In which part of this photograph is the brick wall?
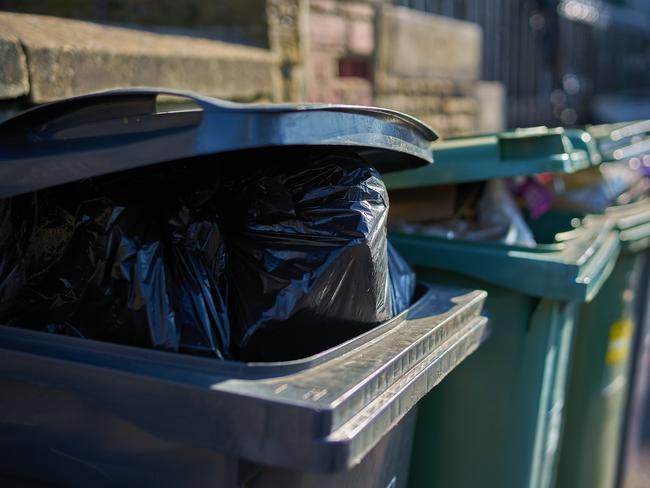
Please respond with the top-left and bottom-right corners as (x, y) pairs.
(304, 2), (486, 136)
(0, 1), (500, 135)
(305, 0), (375, 105)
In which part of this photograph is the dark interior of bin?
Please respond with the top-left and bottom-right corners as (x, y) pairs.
(0, 145), (422, 363)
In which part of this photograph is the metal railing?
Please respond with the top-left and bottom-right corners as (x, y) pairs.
(394, 0), (650, 127)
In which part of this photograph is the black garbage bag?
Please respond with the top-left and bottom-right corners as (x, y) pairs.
(387, 239), (416, 316)
(220, 148), (416, 361)
(0, 162), (230, 359)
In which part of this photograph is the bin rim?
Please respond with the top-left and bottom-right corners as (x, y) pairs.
(383, 126), (589, 189)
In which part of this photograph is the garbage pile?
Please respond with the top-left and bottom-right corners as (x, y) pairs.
(0, 148), (416, 362)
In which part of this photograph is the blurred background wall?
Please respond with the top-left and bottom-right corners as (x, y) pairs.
(395, 0), (650, 127)
(0, 0), (649, 134)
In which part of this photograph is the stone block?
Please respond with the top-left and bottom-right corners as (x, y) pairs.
(448, 113), (477, 134)
(0, 12), (280, 103)
(348, 19), (374, 55)
(442, 96), (477, 114)
(375, 77), (464, 97)
(308, 51), (339, 81)
(309, 0), (337, 15)
(376, 5), (481, 83)
(306, 77), (372, 105)
(418, 113), (450, 135)
(476, 81), (506, 132)
(1, 0), (272, 48)
(309, 12), (347, 50)
(0, 34), (28, 99)
(339, 2), (375, 21)
(375, 94), (442, 115)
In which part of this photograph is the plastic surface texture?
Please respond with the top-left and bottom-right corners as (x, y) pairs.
(540, 202), (650, 488)
(0, 88), (437, 199)
(566, 129), (603, 166)
(589, 120), (650, 163)
(394, 213), (618, 488)
(556, 252), (640, 488)
(0, 283), (488, 487)
(0, 86), (435, 362)
(408, 271), (577, 488)
(382, 127), (589, 189)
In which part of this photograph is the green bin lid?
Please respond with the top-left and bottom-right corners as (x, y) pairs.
(587, 120), (650, 163)
(383, 127), (590, 190)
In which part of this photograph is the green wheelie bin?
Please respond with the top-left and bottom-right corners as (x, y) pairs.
(543, 124), (650, 488)
(382, 128), (620, 488)
(588, 120), (650, 168)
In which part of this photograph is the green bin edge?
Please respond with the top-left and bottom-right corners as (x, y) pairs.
(383, 127), (590, 189)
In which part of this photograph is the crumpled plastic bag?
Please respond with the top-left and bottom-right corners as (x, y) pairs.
(220, 148), (415, 361)
(0, 163), (230, 359)
(390, 179), (536, 247)
(478, 179), (536, 246)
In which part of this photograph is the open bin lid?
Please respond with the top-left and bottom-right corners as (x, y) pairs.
(382, 126), (589, 190)
(0, 283), (487, 474)
(0, 87), (438, 198)
(587, 120), (650, 163)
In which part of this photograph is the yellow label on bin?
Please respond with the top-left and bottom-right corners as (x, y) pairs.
(605, 318), (633, 366)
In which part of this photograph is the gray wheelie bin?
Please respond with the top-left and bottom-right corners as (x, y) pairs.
(0, 89), (488, 488)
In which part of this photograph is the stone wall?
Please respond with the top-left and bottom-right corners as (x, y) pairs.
(0, 0), (271, 47)
(0, 1), (501, 135)
(305, 0), (375, 105)
(0, 11), (280, 121)
(373, 5), (482, 135)
(304, 2), (485, 135)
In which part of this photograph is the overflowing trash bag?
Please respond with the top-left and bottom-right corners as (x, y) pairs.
(0, 148), (416, 362)
(219, 147), (415, 361)
(0, 162), (231, 359)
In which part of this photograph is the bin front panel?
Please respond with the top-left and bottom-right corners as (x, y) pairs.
(407, 269), (576, 488)
(556, 253), (640, 488)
